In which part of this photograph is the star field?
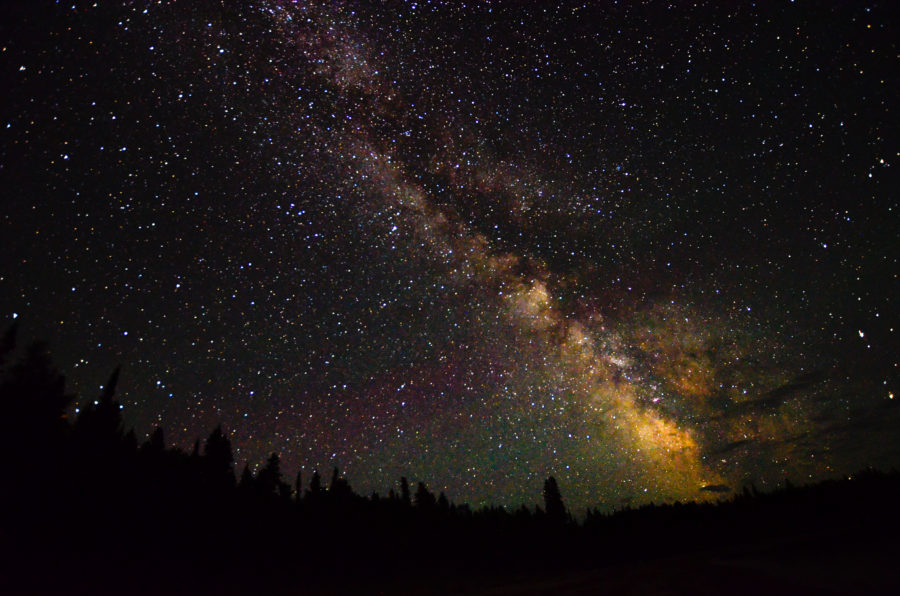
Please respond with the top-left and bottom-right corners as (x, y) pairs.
(1, 1), (897, 512)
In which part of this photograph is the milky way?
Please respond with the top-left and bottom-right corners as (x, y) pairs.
(1, 1), (896, 511)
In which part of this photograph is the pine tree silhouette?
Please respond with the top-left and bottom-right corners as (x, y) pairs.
(0, 340), (73, 439)
(330, 466), (341, 493)
(279, 478), (292, 500)
(143, 427), (165, 454)
(437, 491), (450, 515)
(239, 464), (254, 489)
(203, 425), (235, 490)
(306, 469), (323, 505)
(256, 452), (285, 495)
(543, 476), (567, 524)
(123, 428), (138, 453)
(329, 467), (353, 504)
(415, 482), (437, 512)
(400, 476), (411, 507)
(74, 366), (124, 444)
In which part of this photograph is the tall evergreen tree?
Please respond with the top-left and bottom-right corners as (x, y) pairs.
(98, 366), (121, 404)
(144, 426), (165, 453)
(543, 476), (567, 524)
(239, 464), (254, 489)
(415, 482), (437, 512)
(71, 366), (124, 481)
(203, 425), (235, 490)
(123, 428), (138, 453)
(0, 340), (72, 437)
(437, 491), (450, 515)
(256, 452), (284, 495)
(329, 467), (353, 502)
(309, 469), (322, 495)
(306, 469), (323, 504)
(400, 476), (411, 507)
(74, 365), (124, 442)
(330, 466), (341, 492)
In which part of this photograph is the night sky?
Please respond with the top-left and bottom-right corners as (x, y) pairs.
(1, 1), (896, 512)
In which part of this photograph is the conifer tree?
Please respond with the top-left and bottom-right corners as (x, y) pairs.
(256, 453), (283, 495)
(414, 482), (436, 512)
(400, 476), (411, 507)
(74, 366), (124, 452)
(239, 464), (254, 489)
(144, 427), (165, 453)
(329, 467), (353, 502)
(307, 469), (323, 502)
(1, 340), (72, 438)
(437, 491), (450, 515)
(543, 476), (567, 524)
(203, 425), (235, 489)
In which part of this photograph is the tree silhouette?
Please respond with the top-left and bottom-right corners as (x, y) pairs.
(543, 476), (567, 524)
(329, 467), (353, 504)
(203, 425), (235, 490)
(307, 469), (323, 503)
(415, 481), (437, 512)
(74, 366), (124, 444)
(0, 336), (74, 534)
(143, 426), (165, 454)
(256, 452), (287, 496)
(123, 428), (138, 453)
(279, 478), (292, 500)
(239, 464), (254, 489)
(437, 491), (450, 515)
(400, 476), (411, 507)
(0, 340), (73, 439)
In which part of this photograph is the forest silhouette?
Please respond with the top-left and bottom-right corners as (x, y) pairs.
(1, 325), (898, 594)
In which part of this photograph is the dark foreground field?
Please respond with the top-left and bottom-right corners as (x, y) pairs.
(458, 538), (899, 596)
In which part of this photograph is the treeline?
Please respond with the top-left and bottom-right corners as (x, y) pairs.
(0, 328), (579, 594)
(1, 327), (899, 594)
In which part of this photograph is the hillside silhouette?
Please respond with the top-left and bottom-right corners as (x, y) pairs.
(1, 327), (898, 594)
